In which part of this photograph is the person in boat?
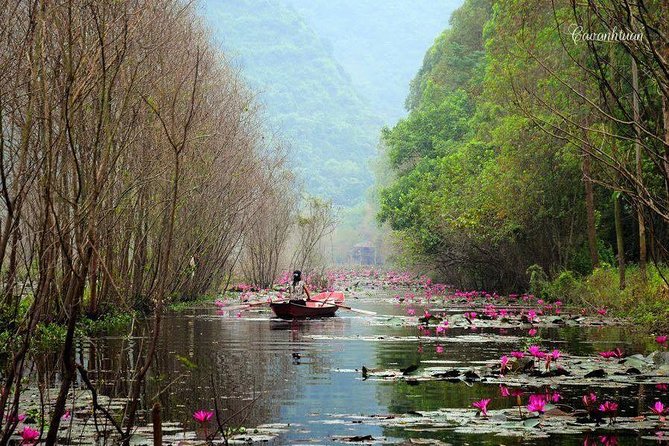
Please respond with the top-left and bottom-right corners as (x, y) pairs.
(288, 270), (311, 303)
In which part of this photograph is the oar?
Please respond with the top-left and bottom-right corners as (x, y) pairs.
(334, 304), (376, 316)
(221, 298), (287, 311)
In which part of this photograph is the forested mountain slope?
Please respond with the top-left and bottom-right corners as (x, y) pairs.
(201, 0), (381, 204)
(286, 0), (461, 123)
(201, 1), (462, 205)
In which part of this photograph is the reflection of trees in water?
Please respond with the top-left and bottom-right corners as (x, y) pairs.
(146, 316), (298, 426)
(52, 314), (353, 430)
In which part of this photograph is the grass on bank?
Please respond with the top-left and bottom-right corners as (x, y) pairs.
(535, 264), (669, 330)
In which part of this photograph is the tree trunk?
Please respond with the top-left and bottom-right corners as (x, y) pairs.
(582, 150), (599, 268)
(632, 49), (647, 279)
(614, 193), (626, 289)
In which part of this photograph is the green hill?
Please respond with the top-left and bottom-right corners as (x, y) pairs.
(285, 0), (461, 123)
(201, 0), (381, 204)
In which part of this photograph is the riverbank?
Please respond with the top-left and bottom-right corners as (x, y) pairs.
(536, 266), (669, 331)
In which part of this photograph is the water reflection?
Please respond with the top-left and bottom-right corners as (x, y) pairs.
(69, 298), (667, 445)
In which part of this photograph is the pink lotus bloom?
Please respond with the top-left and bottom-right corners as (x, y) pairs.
(511, 351), (525, 359)
(500, 385), (510, 397)
(472, 398), (491, 416)
(511, 388), (524, 397)
(598, 401), (618, 414)
(527, 394), (547, 414)
(500, 355), (510, 372)
(598, 348), (623, 359)
(650, 401), (666, 416)
(436, 345), (444, 354)
(656, 335), (668, 345)
(21, 426), (40, 442)
(193, 410), (214, 423)
(407, 308), (416, 316)
(599, 436), (619, 446)
(528, 345), (545, 358)
(550, 349), (561, 360)
(7, 413), (27, 423)
(582, 392), (597, 408)
(528, 328), (538, 336)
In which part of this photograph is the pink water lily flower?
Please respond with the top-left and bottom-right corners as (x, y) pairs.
(528, 328), (538, 336)
(656, 335), (668, 346)
(582, 392), (597, 409)
(528, 345), (545, 358)
(527, 394), (547, 414)
(598, 436), (619, 446)
(598, 401), (618, 414)
(62, 409), (71, 421)
(407, 308), (416, 316)
(650, 401), (666, 416)
(6, 413), (26, 423)
(511, 351), (525, 359)
(193, 409), (214, 423)
(472, 398), (491, 416)
(598, 348), (623, 359)
(436, 325), (446, 334)
(550, 349), (561, 360)
(436, 345), (444, 354)
(21, 426), (40, 443)
(500, 385), (510, 397)
(500, 355), (510, 373)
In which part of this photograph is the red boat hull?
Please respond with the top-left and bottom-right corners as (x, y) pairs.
(270, 300), (338, 319)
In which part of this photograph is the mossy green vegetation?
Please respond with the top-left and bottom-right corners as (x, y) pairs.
(537, 266), (669, 330)
(168, 294), (219, 312)
(0, 311), (137, 357)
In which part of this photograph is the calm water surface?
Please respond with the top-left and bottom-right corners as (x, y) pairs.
(83, 295), (666, 445)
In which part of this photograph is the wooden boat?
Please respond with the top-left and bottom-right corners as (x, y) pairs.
(270, 299), (338, 319)
(310, 291), (345, 305)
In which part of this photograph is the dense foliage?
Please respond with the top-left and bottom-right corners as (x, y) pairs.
(379, 0), (669, 292)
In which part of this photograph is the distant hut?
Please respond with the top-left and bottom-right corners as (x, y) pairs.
(351, 242), (376, 265)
